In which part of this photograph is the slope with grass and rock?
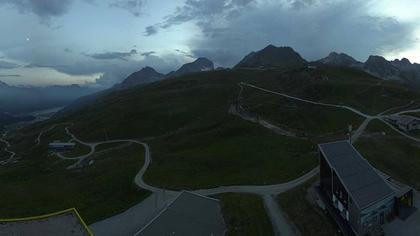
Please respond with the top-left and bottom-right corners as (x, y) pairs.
(4, 45), (420, 234)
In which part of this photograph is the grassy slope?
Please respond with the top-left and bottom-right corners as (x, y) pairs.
(251, 66), (418, 115)
(405, 112), (420, 119)
(0, 142), (7, 160)
(355, 120), (420, 189)
(95, 142), (127, 152)
(40, 67), (417, 189)
(277, 178), (338, 236)
(145, 117), (317, 189)
(217, 193), (274, 236)
(0, 143), (149, 224)
(62, 67), (418, 141)
(241, 87), (364, 137)
(3, 66), (419, 223)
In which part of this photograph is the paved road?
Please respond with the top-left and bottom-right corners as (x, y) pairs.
(394, 107), (420, 116)
(263, 195), (299, 236)
(193, 167), (319, 196)
(35, 124), (57, 146)
(380, 118), (420, 143)
(351, 118), (373, 143)
(379, 101), (414, 116)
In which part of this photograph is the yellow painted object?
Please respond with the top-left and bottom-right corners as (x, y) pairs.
(0, 208), (93, 236)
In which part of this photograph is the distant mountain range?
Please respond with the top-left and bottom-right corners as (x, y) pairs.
(317, 52), (420, 86)
(0, 112), (34, 128)
(115, 57), (215, 90)
(110, 45), (420, 90)
(60, 44), (420, 116)
(0, 82), (100, 114)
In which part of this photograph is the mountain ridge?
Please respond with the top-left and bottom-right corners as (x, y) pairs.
(235, 44), (307, 68)
(115, 66), (164, 89)
(318, 52), (420, 86)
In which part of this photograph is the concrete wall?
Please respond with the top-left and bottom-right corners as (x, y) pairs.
(359, 195), (395, 235)
(348, 196), (361, 235)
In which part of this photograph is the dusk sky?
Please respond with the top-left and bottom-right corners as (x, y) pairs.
(0, 0), (419, 87)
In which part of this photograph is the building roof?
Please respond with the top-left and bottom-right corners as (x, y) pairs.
(135, 191), (226, 236)
(319, 141), (395, 210)
(0, 208), (92, 236)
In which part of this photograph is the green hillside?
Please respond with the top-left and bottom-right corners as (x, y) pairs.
(355, 120), (420, 190)
(0, 139), (149, 224)
(58, 66), (418, 141)
(3, 65), (420, 221)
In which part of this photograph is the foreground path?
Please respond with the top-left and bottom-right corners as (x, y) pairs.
(193, 167), (319, 196)
(263, 194), (299, 236)
(61, 127), (319, 196)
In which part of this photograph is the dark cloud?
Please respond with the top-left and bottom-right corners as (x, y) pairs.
(186, 0), (418, 66)
(145, 0), (254, 36)
(0, 60), (20, 69)
(0, 74), (21, 77)
(288, 0), (316, 9)
(110, 0), (144, 17)
(93, 54), (184, 87)
(141, 51), (156, 57)
(144, 25), (157, 36)
(0, 0), (74, 19)
(175, 49), (194, 58)
(83, 49), (137, 61)
(64, 48), (72, 53)
(20, 51), (184, 87)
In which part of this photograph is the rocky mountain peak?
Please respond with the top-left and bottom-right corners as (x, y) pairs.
(169, 57), (214, 77)
(235, 44), (307, 68)
(318, 52), (361, 67)
(117, 66), (164, 89)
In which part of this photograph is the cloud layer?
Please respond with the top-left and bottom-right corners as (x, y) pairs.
(148, 0), (418, 66)
(83, 49), (138, 61)
(0, 0), (74, 20)
(110, 0), (145, 17)
(0, 60), (20, 69)
(0, 0), (419, 87)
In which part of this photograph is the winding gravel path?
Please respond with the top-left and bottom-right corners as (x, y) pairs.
(240, 82), (373, 118)
(394, 107), (420, 116)
(0, 131), (16, 165)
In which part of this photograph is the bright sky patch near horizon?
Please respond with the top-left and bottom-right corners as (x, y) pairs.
(0, 0), (419, 86)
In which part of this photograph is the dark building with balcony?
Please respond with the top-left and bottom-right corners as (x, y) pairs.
(319, 141), (414, 236)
